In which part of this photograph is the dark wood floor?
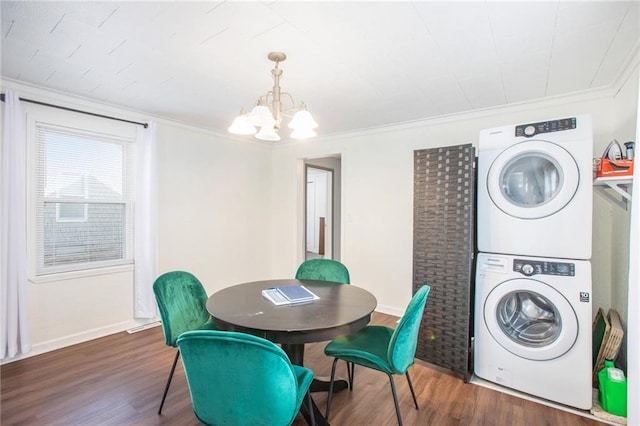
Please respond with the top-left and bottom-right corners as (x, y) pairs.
(1, 312), (605, 426)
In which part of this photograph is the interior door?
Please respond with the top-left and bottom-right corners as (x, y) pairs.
(305, 166), (332, 259)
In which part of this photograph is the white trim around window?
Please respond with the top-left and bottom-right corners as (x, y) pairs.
(26, 107), (137, 281)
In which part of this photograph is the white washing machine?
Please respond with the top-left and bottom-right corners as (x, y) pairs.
(477, 115), (593, 260)
(474, 253), (592, 410)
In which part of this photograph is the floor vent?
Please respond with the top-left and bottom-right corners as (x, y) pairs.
(126, 321), (161, 334)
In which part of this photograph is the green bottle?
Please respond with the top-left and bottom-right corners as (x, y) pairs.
(598, 359), (627, 417)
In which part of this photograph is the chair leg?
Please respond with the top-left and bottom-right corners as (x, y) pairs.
(325, 358), (340, 420)
(406, 370), (419, 410)
(387, 373), (403, 426)
(346, 361), (356, 390)
(306, 392), (316, 426)
(158, 350), (180, 415)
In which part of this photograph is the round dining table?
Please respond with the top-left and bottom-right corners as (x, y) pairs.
(206, 278), (377, 425)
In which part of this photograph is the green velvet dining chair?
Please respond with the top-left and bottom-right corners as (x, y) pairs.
(177, 330), (316, 426)
(152, 270), (217, 415)
(324, 285), (431, 426)
(295, 258), (350, 284)
(295, 258), (355, 386)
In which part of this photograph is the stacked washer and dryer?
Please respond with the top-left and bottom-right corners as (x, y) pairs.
(474, 116), (593, 410)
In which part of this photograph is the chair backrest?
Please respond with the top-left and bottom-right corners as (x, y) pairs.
(388, 285), (431, 374)
(295, 258), (350, 284)
(177, 330), (304, 426)
(152, 271), (211, 347)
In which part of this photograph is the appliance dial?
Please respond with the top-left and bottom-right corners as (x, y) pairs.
(521, 264), (535, 275)
(524, 125), (536, 136)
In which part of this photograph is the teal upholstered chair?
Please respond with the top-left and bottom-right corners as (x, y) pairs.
(295, 258), (355, 386)
(152, 271), (217, 414)
(324, 285), (431, 425)
(295, 258), (350, 284)
(177, 330), (315, 426)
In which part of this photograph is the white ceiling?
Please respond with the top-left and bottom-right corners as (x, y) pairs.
(1, 1), (639, 139)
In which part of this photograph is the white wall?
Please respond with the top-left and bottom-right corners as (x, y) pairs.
(269, 90), (617, 316)
(156, 122), (273, 290)
(610, 58), (639, 371)
(1, 79), (273, 360)
(1, 67), (634, 359)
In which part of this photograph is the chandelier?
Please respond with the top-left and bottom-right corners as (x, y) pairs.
(228, 51), (317, 141)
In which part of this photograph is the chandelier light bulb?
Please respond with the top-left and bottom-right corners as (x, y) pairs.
(247, 105), (273, 127)
(288, 109), (318, 130)
(291, 127), (317, 139)
(229, 51), (316, 141)
(255, 125), (281, 141)
(228, 111), (257, 135)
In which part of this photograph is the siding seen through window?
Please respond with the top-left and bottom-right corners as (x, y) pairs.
(35, 123), (134, 275)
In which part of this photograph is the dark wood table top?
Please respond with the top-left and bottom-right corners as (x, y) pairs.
(206, 279), (377, 345)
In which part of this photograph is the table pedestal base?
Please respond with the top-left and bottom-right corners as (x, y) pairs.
(282, 343), (349, 426)
(310, 376), (348, 393)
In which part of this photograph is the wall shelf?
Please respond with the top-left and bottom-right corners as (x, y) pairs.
(593, 177), (633, 210)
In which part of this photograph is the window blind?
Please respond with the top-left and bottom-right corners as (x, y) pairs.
(35, 123), (134, 275)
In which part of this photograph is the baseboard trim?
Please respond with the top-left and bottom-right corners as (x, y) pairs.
(375, 305), (404, 318)
(126, 321), (161, 334)
(1, 318), (160, 365)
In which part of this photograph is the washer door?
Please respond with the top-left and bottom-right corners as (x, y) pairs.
(487, 140), (579, 219)
(483, 278), (578, 361)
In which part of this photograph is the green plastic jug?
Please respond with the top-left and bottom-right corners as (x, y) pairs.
(598, 360), (627, 417)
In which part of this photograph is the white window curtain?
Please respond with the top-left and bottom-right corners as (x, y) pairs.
(134, 122), (158, 318)
(1, 90), (31, 359)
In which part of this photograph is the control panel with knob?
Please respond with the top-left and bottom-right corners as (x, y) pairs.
(513, 259), (575, 276)
(515, 117), (577, 138)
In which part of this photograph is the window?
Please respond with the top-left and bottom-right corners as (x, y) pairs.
(35, 123), (134, 275)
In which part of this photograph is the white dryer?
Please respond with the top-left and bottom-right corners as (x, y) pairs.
(477, 116), (593, 260)
(474, 253), (592, 410)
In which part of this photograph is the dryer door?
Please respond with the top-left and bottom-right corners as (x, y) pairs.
(483, 278), (578, 361)
(487, 140), (579, 219)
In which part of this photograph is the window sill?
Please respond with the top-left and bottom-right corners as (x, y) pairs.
(29, 263), (134, 284)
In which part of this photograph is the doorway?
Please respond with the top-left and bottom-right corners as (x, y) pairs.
(305, 166), (332, 260)
(304, 156), (341, 262)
